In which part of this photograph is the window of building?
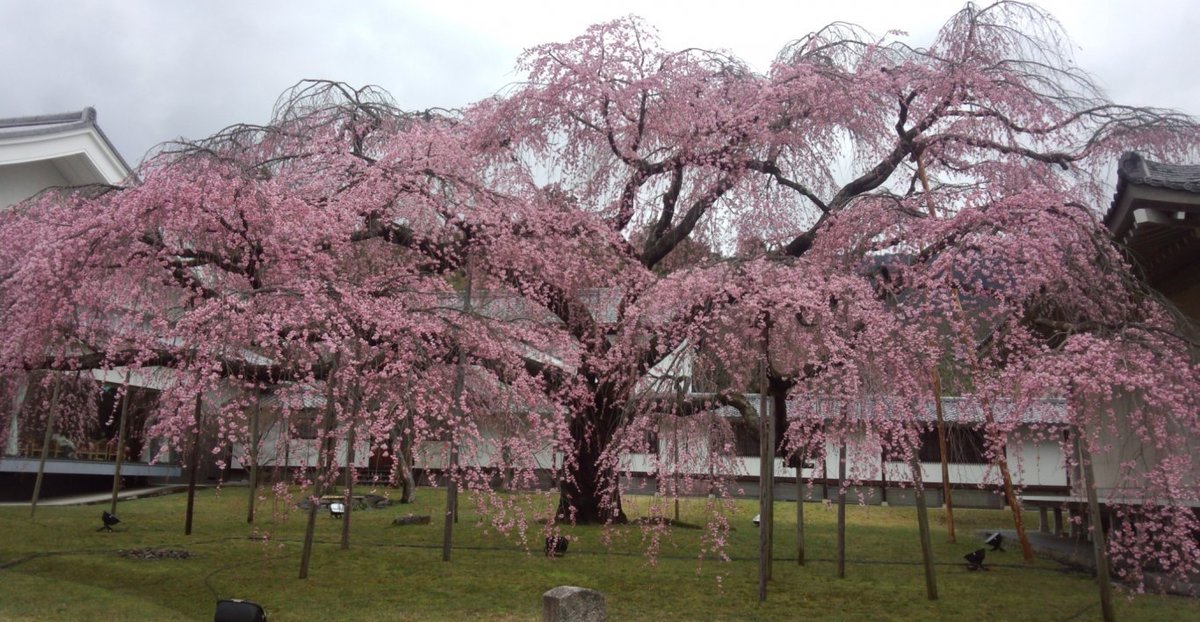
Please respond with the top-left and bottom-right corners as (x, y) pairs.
(917, 424), (991, 464)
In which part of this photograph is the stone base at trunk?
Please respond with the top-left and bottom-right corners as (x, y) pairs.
(542, 585), (606, 622)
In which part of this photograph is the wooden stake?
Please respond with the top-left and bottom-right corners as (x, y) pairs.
(246, 394), (260, 524)
(795, 460), (805, 566)
(1077, 431), (1115, 622)
(300, 356), (339, 579)
(931, 367), (956, 543)
(910, 455), (939, 600)
(30, 378), (63, 519)
(340, 391), (359, 551)
(444, 257), (474, 563)
(109, 371), (133, 517)
(184, 392), (202, 535)
(836, 440), (847, 579)
(757, 319), (773, 602)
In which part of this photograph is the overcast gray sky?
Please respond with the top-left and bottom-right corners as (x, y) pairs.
(3, 0), (1198, 167)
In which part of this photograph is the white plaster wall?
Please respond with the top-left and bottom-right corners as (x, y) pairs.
(0, 160), (68, 208)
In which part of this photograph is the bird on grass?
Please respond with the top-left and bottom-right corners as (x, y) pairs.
(985, 532), (1005, 552)
(99, 511), (120, 532)
(964, 548), (987, 571)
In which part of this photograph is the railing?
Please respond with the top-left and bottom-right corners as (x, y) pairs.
(16, 439), (123, 461)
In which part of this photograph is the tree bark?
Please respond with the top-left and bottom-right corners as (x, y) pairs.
(30, 378), (63, 519)
(556, 403), (626, 524)
(396, 426), (416, 503)
(757, 355), (773, 601)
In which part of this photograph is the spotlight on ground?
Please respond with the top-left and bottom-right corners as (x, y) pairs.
(964, 548), (987, 571)
(752, 513), (761, 527)
(329, 501), (345, 518)
(985, 532), (1005, 552)
(214, 598), (267, 622)
(99, 511), (120, 532)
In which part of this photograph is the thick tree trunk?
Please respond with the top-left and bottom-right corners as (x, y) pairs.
(556, 397), (626, 524)
(396, 429), (416, 504)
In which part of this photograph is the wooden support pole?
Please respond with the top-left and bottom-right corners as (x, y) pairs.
(109, 371), (133, 517)
(30, 379), (63, 519)
(796, 449), (805, 566)
(931, 367), (955, 543)
(910, 455), (939, 600)
(1077, 432), (1115, 622)
(836, 441), (847, 579)
(999, 457), (1034, 562)
(340, 385), (360, 551)
(757, 320), (773, 602)
(300, 358), (339, 579)
(444, 257), (473, 563)
(184, 392), (202, 535)
(247, 394), (260, 524)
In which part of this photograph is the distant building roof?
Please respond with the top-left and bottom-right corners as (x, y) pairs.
(1112, 151), (1200, 195)
(0, 107), (134, 207)
(1104, 152), (1200, 310)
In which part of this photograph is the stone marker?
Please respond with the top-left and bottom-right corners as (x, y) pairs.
(542, 585), (606, 622)
(392, 514), (431, 526)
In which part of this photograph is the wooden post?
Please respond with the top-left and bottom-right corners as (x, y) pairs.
(998, 457), (1034, 561)
(30, 378), (63, 519)
(673, 423), (680, 523)
(910, 455), (939, 600)
(246, 394), (260, 524)
(300, 357), (339, 579)
(1077, 431), (1115, 622)
(184, 392), (202, 535)
(757, 319), (773, 602)
(931, 367), (955, 543)
(340, 398), (358, 550)
(836, 440), (847, 579)
(444, 257), (473, 563)
(795, 459), (805, 566)
(109, 371), (133, 517)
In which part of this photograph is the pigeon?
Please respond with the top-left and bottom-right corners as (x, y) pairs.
(964, 548), (987, 571)
(545, 535), (569, 557)
(99, 511), (120, 532)
(985, 532), (1005, 552)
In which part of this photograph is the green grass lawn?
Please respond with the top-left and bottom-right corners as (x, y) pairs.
(1, 486), (1196, 621)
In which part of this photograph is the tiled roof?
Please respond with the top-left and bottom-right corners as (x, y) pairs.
(0, 107), (134, 176)
(1117, 151), (1200, 194)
